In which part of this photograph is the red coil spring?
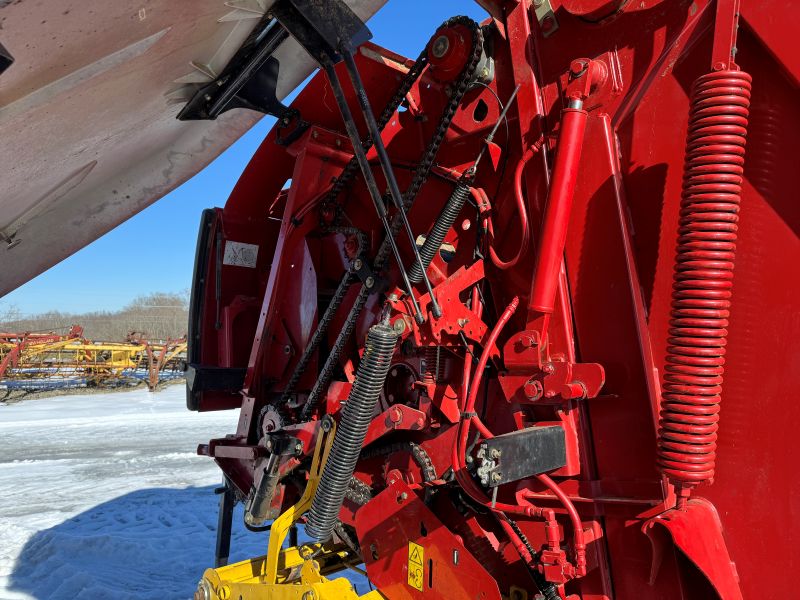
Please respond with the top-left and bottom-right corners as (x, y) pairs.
(657, 70), (752, 491)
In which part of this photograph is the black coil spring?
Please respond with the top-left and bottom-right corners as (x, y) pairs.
(409, 180), (471, 283)
(305, 322), (398, 542)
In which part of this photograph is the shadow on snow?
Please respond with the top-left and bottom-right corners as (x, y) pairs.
(9, 485), (369, 600)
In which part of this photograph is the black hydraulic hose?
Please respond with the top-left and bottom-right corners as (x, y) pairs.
(408, 178), (471, 283)
(305, 321), (398, 542)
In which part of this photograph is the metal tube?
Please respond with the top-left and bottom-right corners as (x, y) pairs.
(530, 101), (588, 314)
(320, 58), (425, 324)
(340, 49), (442, 318)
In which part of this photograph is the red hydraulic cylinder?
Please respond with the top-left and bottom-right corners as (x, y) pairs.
(530, 101), (588, 314)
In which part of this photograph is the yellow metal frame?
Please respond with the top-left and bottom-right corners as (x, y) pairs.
(197, 422), (384, 600)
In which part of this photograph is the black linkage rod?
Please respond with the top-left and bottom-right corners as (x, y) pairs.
(340, 47), (442, 318)
(319, 55), (425, 324)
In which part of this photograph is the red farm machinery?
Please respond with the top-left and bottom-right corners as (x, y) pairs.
(1, 0), (798, 598)
(183, 1), (799, 598)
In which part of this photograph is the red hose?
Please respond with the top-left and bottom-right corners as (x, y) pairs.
(486, 145), (536, 270)
(452, 297), (585, 578)
(536, 474), (586, 576)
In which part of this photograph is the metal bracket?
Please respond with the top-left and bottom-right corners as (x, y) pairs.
(476, 426), (566, 487)
(0, 41), (14, 76)
(533, 0), (559, 37)
(177, 15), (297, 122)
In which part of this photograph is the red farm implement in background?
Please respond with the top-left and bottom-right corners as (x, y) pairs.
(182, 1), (799, 598)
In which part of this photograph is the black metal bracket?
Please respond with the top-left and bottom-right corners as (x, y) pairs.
(476, 426), (567, 488)
(0, 42), (13, 76)
(177, 10), (308, 144)
(270, 0), (371, 65)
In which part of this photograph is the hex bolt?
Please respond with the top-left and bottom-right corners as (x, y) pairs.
(393, 319), (406, 334)
(398, 492), (408, 503)
(431, 34), (450, 59)
(365, 276), (375, 289)
(491, 473), (502, 483)
(489, 448), (501, 459)
(353, 258), (363, 270)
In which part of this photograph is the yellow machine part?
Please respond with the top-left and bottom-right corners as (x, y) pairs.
(195, 420), (384, 600)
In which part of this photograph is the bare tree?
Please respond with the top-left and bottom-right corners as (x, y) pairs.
(0, 293), (189, 341)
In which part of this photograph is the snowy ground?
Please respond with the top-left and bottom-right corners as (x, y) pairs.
(0, 386), (368, 600)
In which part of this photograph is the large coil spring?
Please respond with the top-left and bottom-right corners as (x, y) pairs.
(657, 70), (752, 491)
(305, 321), (398, 542)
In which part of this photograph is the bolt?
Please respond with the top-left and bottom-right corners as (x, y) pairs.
(491, 473), (502, 483)
(302, 592), (316, 600)
(431, 34), (450, 59)
(398, 492), (408, 502)
(389, 406), (403, 424)
(294, 441), (303, 454)
(365, 276), (375, 289)
(393, 319), (406, 334)
(524, 378), (544, 401)
(353, 258), (363, 270)
(461, 219), (471, 231)
(391, 368), (398, 377)
(265, 439), (273, 452)
(466, 455), (473, 464)
(312, 130), (319, 139)
(489, 448), (500, 459)
(335, 138), (342, 147)
(283, 344), (292, 355)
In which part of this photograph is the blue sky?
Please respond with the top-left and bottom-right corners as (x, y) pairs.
(1, 1), (488, 317)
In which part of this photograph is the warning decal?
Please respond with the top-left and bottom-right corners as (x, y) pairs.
(407, 541), (424, 591)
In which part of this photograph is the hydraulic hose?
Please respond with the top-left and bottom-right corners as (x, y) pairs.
(305, 320), (398, 542)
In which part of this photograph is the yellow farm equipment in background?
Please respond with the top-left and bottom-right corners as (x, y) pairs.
(0, 325), (186, 393)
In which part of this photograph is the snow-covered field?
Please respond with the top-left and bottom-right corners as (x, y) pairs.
(0, 386), (283, 599)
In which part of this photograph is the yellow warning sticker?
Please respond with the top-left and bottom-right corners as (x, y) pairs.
(407, 541), (425, 591)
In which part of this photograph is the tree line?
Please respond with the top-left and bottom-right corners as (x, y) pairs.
(0, 292), (189, 342)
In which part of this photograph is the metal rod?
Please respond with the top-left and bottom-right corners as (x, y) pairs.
(340, 48), (442, 319)
(472, 84), (521, 173)
(320, 58), (425, 324)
